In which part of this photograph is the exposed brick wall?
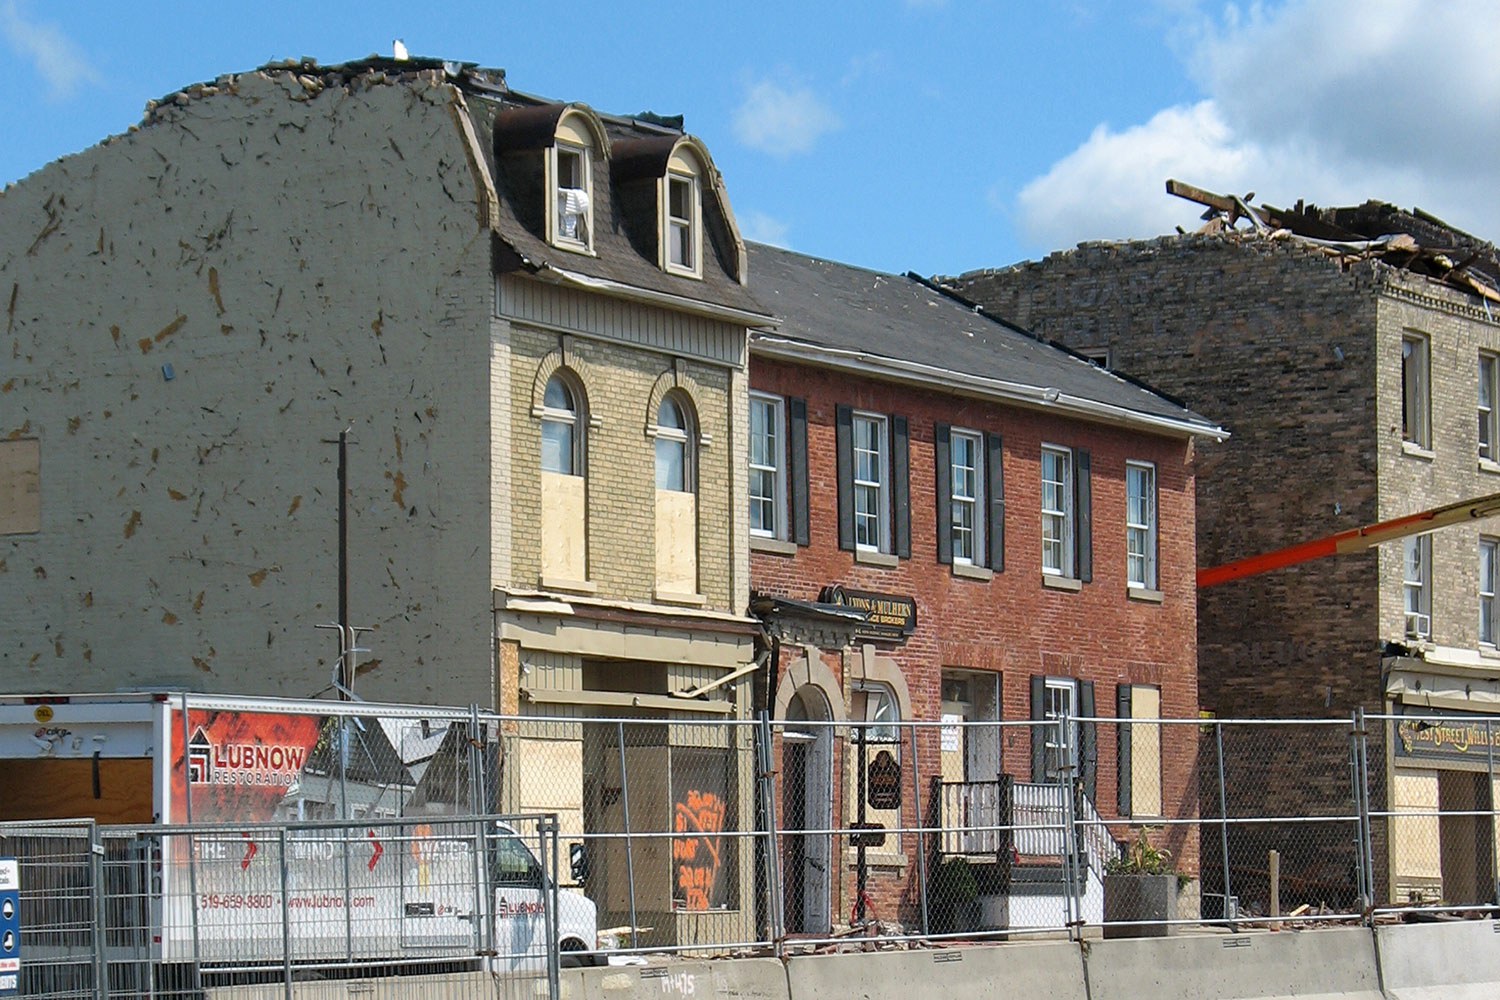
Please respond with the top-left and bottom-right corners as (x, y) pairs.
(505, 324), (736, 610)
(949, 234), (1500, 911)
(751, 354), (1202, 922)
(950, 236), (1386, 721)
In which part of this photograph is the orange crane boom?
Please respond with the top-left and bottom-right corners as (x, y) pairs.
(1198, 492), (1500, 588)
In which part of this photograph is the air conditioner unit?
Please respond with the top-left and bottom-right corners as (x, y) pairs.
(1404, 611), (1431, 640)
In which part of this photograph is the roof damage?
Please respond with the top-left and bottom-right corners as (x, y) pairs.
(1167, 178), (1500, 305)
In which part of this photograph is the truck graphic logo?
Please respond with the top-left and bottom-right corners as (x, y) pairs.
(187, 729), (213, 783)
(186, 726), (309, 786)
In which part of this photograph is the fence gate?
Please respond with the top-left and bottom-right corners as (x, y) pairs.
(0, 820), (100, 1000)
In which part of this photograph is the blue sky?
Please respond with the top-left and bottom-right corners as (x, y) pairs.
(1, 1), (1495, 277)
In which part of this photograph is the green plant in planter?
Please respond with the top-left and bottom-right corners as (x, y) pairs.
(1105, 828), (1175, 877)
(930, 857), (979, 902)
(928, 856), (980, 934)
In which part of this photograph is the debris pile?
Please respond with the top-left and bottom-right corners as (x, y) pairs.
(1168, 179), (1500, 305)
(136, 55), (504, 130)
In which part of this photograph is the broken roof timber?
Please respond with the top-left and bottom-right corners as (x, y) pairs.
(1165, 178), (1500, 305)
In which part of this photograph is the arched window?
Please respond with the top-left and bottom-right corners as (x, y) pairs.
(541, 374), (583, 475)
(655, 395), (693, 492)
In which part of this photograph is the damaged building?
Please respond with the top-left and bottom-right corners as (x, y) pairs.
(0, 55), (773, 944)
(944, 183), (1500, 910)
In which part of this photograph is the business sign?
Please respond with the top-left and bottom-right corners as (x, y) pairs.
(818, 586), (917, 642)
(1394, 708), (1500, 764)
(0, 857), (20, 996)
(866, 749), (902, 810)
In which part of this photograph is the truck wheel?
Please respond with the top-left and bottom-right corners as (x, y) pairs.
(559, 940), (596, 968)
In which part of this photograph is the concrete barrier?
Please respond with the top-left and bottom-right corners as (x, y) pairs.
(785, 939), (1086, 1000)
(1085, 927), (1383, 1000)
(1376, 921), (1500, 1000)
(565, 957), (789, 1000)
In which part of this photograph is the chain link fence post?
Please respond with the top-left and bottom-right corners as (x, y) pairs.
(755, 712), (785, 955)
(87, 824), (105, 1000)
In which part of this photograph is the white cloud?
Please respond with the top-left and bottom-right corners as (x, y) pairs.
(1015, 0), (1500, 252)
(733, 78), (840, 158)
(739, 209), (792, 249)
(0, 1), (100, 101)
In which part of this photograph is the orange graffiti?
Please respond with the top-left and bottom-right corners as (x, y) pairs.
(672, 789), (726, 911)
(410, 823), (435, 889)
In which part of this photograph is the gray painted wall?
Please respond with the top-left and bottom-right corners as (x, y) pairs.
(0, 69), (498, 702)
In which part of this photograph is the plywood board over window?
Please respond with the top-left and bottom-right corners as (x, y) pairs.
(0, 439), (40, 535)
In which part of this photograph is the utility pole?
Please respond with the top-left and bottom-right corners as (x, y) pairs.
(320, 427), (363, 700)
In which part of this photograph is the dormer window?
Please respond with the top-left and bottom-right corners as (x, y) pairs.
(554, 143), (591, 248)
(549, 110), (604, 253)
(662, 148), (703, 278)
(667, 173), (697, 273)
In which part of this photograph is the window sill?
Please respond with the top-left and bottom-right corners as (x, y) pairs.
(1041, 574), (1082, 592)
(1481, 646), (1500, 660)
(952, 562), (994, 582)
(654, 589), (706, 607)
(751, 536), (798, 557)
(550, 240), (598, 259)
(1127, 587), (1164, 604)
(854, 549), (899, 568)
(1481, 459), (1500, 475)
(1401, 441), (1435, 461)
(539, 575), (597, 595)
(842, 848), (906, 871)
(664, 264), (703, 281)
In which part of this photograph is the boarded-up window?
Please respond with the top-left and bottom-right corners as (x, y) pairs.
(0, 439), (40, 535)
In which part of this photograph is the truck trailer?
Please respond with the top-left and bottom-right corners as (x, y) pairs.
(0, 692), (598, 991)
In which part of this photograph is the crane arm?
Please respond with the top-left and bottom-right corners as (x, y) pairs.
(1198, 491), (1500, 588)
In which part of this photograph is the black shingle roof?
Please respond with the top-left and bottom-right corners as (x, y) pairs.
(748, 242), (1221, 437)
(463, 90), (769, 319)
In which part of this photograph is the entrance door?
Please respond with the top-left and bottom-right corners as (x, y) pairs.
(784, 690), (833, 934)
(1438, 769), (1496, 904)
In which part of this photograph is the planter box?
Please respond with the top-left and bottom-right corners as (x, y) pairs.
(1103, 873), (1177, 938)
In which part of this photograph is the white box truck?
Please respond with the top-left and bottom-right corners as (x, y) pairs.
(0, 692), (598, 981)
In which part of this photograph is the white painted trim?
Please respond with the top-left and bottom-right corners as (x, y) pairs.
(542, 264), (776, 327)
(751, 336), (1226, 440)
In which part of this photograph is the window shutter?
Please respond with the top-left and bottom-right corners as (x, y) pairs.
(1075, 448), (1092, 583)
(934, 423), (952, 565)
(1029, 675), (1046, 783)
(1116, 684), (1133, 817)
(835, 405), (854, 552)
(986, 432), (1005, 572)
(1079, 680), (1097, 803)
(789, 397), (810, 546)
(892, 414), (911, 559)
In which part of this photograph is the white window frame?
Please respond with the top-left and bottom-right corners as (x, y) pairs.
(1402, 334), (1431, 450)
(540, 374), (582, 476)
(1080, 347), (1111, 369)
(1126, 461), (1157, 590)
(1481, 353), (1498, 463)
(1483, 537), (1498, 647)
(1041, 445), (1074, 577)
(664, 170), (700, 278)
(749, 393), (786, 539)
(552, 141), (593, 251)
(853, 412), (890, 553)
(949, 429), (985, 565)
(1404, 533), (1431, 639)
(852, 682), (900, 744)
(1043, 677), (1079, 782)
(654, 395), (693, 493)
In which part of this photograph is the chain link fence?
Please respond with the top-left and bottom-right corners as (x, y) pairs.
(10, 709), (1500, 992)
(3, 815), (566, 1000)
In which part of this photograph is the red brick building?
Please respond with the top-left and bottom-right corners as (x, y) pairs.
(745, 244), (1223, 934)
